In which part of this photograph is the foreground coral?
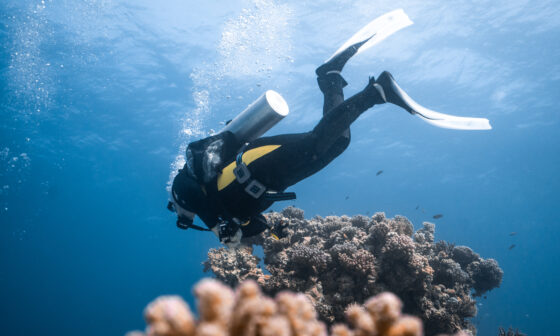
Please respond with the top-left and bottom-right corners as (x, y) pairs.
(204, 207), (503, 336)
(128, 279), (424, 336)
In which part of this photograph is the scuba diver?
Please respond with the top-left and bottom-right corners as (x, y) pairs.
(168, 37), (490, 247)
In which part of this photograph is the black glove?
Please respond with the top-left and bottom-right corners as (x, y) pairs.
(217, 218), (240, 243)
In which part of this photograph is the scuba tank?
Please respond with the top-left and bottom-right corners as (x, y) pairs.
(220, 90), (289, 144)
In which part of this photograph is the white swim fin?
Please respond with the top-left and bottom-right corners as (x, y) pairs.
(376, 71), (492, 130)
(325, 9), (414, 63)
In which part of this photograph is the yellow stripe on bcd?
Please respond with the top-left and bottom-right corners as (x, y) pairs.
(217, 145), (281, 191)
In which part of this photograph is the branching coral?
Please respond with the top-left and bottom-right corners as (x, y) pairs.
(497, 327), (527, 336)
(128, 278), (426, 336)
(204, 246), (265, 287)
(204, 207), (503, 336)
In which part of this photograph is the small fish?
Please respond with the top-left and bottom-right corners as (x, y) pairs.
(433, 214), (443, 219)
(509, 232), (517, 236)
(508, 244), (516, 250)
(483, 296), (487, 299)
(415, 205), (419, 210)
(345, 196), (350, 200)
(376, 170), (383, 176)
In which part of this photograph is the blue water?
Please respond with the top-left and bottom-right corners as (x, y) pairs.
(1, 1), (559, 335)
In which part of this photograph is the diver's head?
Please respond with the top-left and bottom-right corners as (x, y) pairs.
(169, 169), (205, 229)
(168, 199), (195, 229)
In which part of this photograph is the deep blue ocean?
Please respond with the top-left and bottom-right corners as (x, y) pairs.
(1, 1), (559, 335)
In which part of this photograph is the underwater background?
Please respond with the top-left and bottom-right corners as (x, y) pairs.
(1, 0), (559, 335)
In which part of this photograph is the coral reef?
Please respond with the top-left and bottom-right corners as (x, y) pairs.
(204, 207), (503, 336)
(128, 278), (426, 336)
(497, 327), (526, 336)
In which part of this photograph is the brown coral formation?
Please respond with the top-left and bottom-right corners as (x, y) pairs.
(203, 207), (503, 336)
(128, 278), (425, 336)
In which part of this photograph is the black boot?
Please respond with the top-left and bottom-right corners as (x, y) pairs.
(316, 36), (374, 77)
(361, 76), (387, 108)
(336, 76), (386, 112)
(375, 71), (417, 115)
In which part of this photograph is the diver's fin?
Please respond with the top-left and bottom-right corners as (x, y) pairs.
(316, 36), (373, 77)
(375, 71), (415, 114)
(376, 71), (492, 130)
(324, 9), (414, 63)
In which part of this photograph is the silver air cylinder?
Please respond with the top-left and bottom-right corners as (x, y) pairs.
(221, 90), (289, 144)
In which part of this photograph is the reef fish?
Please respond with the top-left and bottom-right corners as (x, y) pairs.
(432, 214), (443, 219)
(508, 244), (516, 250)
(509, 232), (517, 236)
(376, 170), (383, 176)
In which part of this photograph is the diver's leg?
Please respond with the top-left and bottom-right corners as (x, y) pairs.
(316, 36), (373, 113)
(316, 72), (352, 165)
(318, 72), (346, 115)
(312, 77), (386, 156)
(315, 37), (374, 161)
(244, 72), (419, 193)
(293, 71), (424, 175)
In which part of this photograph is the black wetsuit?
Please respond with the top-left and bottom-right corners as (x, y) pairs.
(178, 73), (381, 237)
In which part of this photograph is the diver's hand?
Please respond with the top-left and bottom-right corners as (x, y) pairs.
(223, 228), (242, 249)
(211, 225), (242, 249)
